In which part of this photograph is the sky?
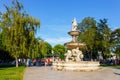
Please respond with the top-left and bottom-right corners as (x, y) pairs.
(0, 0), (120, 47)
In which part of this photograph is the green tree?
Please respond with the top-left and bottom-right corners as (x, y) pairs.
(0, 0), (40, 67)
(28, 37), (41, 59)
(53, 44), (65, 60)
(44, 42), (52, 56)
(111, 28), (120, 57)
(97, 19), (111, 58)
(78, 18), (112, 60)
(39, 41), (52, 58)
(0, 32), (14, 62)
(78, 17), (98, 60)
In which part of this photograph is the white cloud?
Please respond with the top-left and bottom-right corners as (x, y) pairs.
(44, 37), (71, 46)
(35, 24), (72, 47)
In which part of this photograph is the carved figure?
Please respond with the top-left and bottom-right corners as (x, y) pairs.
(72, 47), (83, 61)
(64, 50), (72, 62)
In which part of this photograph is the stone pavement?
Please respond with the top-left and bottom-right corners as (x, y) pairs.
(23, 66), (120, 80)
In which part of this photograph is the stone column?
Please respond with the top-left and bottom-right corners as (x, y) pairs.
(72, 35), (76, 42)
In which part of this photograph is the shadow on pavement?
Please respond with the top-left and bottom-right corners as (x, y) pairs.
(114, 72), (120, 76)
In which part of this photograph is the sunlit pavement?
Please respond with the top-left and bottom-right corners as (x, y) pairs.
(23, 66), (120, 80)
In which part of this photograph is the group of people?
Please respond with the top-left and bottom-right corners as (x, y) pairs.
(17, 58), (53, 67)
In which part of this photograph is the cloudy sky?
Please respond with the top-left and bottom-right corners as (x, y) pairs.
(0, 0), (120, 46)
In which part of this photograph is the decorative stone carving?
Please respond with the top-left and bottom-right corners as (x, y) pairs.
(72, 47), (84, 61)
(64, 50), (72, 62)
(65, 47), (84, 62)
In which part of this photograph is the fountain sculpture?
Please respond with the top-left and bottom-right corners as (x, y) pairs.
(52, 18), (100, 71)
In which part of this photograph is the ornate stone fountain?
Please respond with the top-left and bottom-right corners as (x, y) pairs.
(52, 18), (100, 71)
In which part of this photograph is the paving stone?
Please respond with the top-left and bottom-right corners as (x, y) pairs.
(23, 66), (120, 80)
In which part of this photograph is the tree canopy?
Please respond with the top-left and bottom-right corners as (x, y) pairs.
(53, 44), (65, 60)
(0, 0), (40, 67)
(77, 17), (120, 60)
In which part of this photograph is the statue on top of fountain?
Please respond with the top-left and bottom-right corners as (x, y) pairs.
(64, 47), (84, 62)
(72, 18), (78, 31)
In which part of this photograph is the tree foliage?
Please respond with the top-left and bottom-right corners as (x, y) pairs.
(0, 0), (40, 67)
(78, 17), (98, 60)
(53, 44), (65, 60)
(39, 41), (52, 58)
(111, 28), (120, 57)
(77, 17), (120, 60)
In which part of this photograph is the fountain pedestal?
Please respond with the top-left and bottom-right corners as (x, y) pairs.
(52, 61), (100, 71)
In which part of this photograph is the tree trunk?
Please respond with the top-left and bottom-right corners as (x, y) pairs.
(26, 52), (29, 67)
(15, 57), (18, 68)
(91, 51), (93, 61)
(26, 58), (29, 67)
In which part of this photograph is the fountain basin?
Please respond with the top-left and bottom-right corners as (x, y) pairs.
(64, 42), (85, 49)
(68, 31), (80, 36)
(52, 61), (100, 72)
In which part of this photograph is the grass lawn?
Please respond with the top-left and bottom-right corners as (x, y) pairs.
(0, 66), (25, 80)
(101, 64), (120, 69)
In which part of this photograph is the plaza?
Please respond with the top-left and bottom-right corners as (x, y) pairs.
(0, 1), (120, 80)
(23, 66), (120, 80)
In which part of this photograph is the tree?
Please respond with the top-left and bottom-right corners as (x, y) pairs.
(111, 28), (120, 57)
(77, 17), (113, 60)
(77, 17), (96, 33)
(39, 41), (52, 58)
(44, 42), (52, 56)
(0, 32), (14, 62)
(53, 44), (65, 60)
(0, 0), (40, 67)
(28, 37), (41, 59)
(97, 19), (111, 58)
(77, 17), (98, 60)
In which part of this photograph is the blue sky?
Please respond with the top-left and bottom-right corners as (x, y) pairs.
(0, 0), (120, 46)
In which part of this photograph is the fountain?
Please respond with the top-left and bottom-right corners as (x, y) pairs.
(52, 18), (100, 71)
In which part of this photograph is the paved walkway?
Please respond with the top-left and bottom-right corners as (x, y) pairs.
(23, 66), (120, 80)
